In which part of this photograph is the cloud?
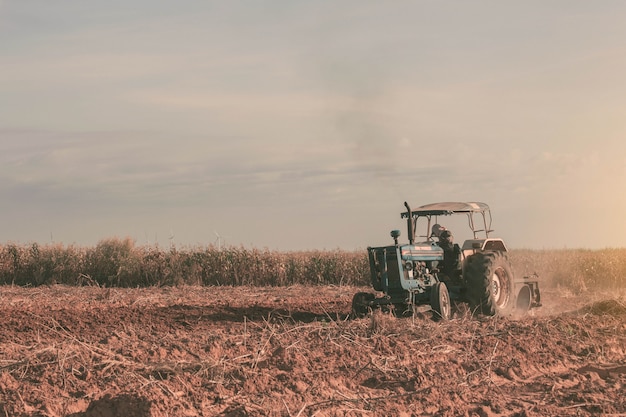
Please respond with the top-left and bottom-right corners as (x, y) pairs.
(0, 127), (357, 212)
(2, 2), (626, 249)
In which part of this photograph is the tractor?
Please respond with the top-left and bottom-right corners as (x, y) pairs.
(352, 202), (541, 319)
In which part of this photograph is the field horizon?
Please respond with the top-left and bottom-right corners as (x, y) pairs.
(1, 238), (625, 416)
(1, 238), (625, 291)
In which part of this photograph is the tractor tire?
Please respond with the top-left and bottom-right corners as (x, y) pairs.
(351, 292), (375, 319)
(465, 251), (515, 316)
(430, 282), (451, 320)
(393, 303), (409, 317)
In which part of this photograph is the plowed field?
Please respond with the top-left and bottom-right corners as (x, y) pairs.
(0, 285), (624, 417)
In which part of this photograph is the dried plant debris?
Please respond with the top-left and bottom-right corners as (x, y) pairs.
(0, 285), (624, 416)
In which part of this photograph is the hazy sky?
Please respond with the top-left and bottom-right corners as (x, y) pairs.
(1, 1), (625, 250)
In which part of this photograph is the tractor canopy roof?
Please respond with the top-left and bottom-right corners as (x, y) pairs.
(401, 202), (490, 218)
(400, 201), (494, 242)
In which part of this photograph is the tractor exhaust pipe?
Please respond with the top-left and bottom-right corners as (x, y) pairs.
(404, 201), (415, 244)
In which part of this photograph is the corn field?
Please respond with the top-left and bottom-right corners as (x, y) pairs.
(0, 238), (624, 290)
(0, 239), (369, 288)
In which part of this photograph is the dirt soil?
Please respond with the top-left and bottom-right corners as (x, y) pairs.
(0, 285), (624, 417)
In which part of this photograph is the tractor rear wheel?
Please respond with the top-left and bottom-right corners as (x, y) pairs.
(466, 251), (515, 316)
(351, 292), (375, 318)
(430, 282), (451, 320)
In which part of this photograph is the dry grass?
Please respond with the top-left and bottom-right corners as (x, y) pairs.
(0, 239), (369, 288)
(0, 239), (624, 290)
(509, 248), (626, 290)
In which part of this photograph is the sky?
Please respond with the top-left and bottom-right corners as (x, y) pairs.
(1, 1), (625, 251)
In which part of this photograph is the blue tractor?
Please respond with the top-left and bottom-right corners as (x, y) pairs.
(352, 202), (541, 319)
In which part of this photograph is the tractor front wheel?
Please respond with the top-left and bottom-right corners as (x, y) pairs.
(351, 292), (375, 318)
(430, 282), (451, 320)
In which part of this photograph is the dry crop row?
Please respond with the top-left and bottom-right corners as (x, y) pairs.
(0, 238), (624, 289)
(0, 238), (368, 288)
